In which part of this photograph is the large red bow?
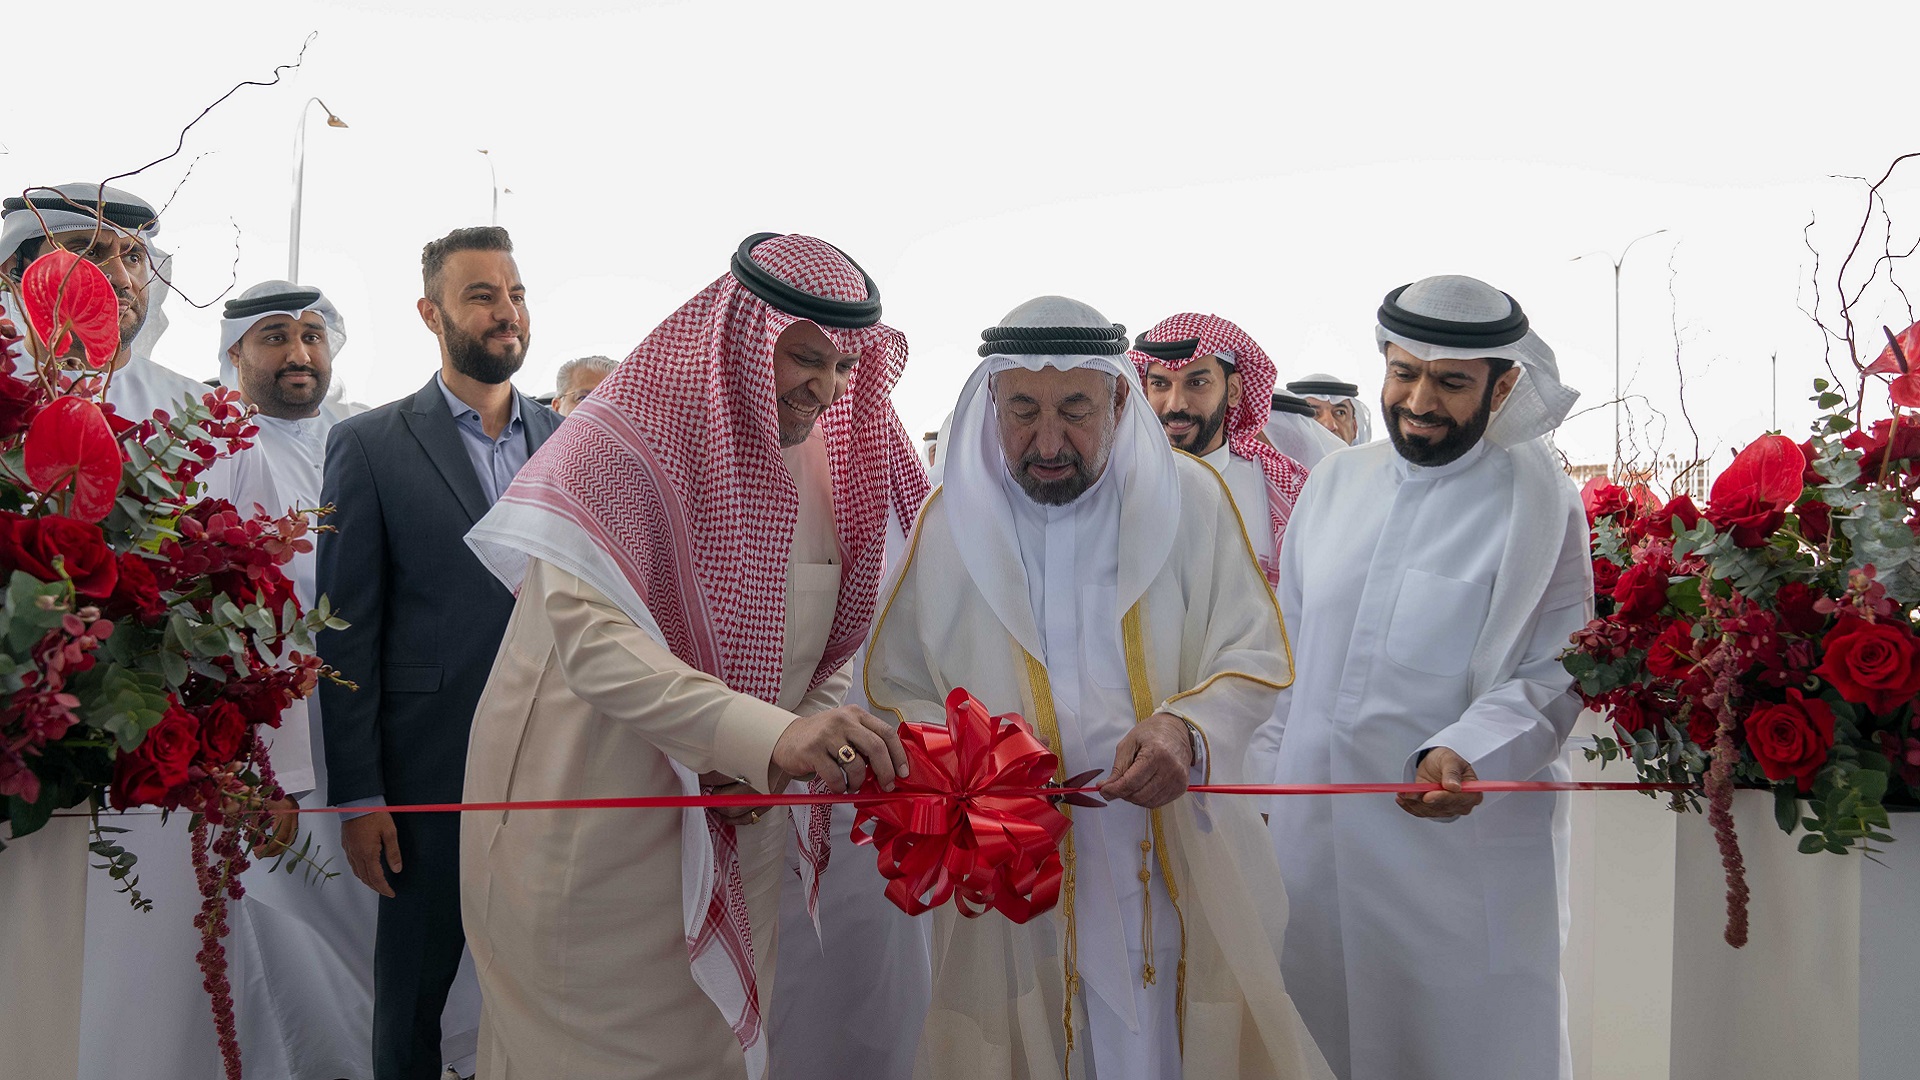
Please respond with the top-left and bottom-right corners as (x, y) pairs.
(852, 688), (1075, 923)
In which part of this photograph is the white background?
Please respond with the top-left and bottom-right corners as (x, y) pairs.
(6, 0), (1918, 473)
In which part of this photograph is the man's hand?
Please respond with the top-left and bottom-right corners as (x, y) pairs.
(252, 795), (300, 858)
(1397, 747), (1484, 819)
(341, 811), (402, 897)
(770, 705), (910, 794)
(1100, 713), (1193, 809)
(700, 771), (771, 827)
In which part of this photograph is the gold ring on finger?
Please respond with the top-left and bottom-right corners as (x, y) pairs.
(836, 744), (859, 765)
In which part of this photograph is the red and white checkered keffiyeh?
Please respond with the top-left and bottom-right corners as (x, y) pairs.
(471, 234), (921, 1074)
(1129, 313), (1307, 584)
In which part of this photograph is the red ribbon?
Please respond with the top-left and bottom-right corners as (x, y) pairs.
(848, 688), (1070, 923)
(67, 685), (1687, 925)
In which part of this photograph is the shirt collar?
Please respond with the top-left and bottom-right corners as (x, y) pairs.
(436, 371), (523, 430)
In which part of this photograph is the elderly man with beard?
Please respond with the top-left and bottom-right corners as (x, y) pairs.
(319, 227), (559, 1080)
(1266, 276), (1592, 1080)
(864, 296), (1331, 1080)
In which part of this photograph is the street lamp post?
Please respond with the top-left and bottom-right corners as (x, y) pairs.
(288, 98), (348, 281)
(1573, 228), (1668, 476)
(478, 149), (500, 225)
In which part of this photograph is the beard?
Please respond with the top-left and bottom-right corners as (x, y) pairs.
(116, 284), (148, 349)
(243, 361), (330, 419)
(1012, 447), (1099, 505)
(776, 389), (823, 448)
(1157, 396), (1230, 455)
(1384, 383), (1495, 467)
(443, 311), (527, 385)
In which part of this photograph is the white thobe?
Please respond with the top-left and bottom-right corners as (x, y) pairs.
(227, 410), (482, 1078)
(1200, 445), (1290, 800)
(1005, 469), (1184, 1080)
(76, 357), (301, 1080)
(769, 510), (933, 1080)
(1266, 439), (1590, 1080)
(1200, 444), (1274, 573)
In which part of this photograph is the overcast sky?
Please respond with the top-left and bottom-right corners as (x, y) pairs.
(6, 0), (1917, 477)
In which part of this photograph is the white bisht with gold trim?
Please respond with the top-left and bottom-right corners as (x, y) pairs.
(864, 298), (1332, 1079)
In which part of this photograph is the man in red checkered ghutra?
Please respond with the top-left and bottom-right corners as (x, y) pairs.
(460, 233), (927, 1080)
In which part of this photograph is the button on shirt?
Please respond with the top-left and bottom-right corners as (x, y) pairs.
(437, 372), (530, 504)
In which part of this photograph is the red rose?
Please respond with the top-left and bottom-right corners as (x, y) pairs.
(1645, 620), (1699, 679)
(1742, 688), (1836, 792)
(1591, 557), (1622, 594)
(1798, 438), (1827, 486)
(0, 513), (119, 597)
(1606, 692), (1655, 736)
(1845, 417), (1920, 479)
(104, 551), (167, 623)
(1707, 435), (1806, 547)
(109, 704), (201, 810)
(0, 360), (47, 440)
(1611, 561), (1671, 623)
(1795, 499), (1832, 545)
(223, 676), (291, 729)
(1581, 477), (1631, 524)
(197, 700), (249, 766)
(1686, 698), (1721, 749)
(1814, 614), (1920, 714)
(1631, 494), (1704, 543)
(1772, 582), (1828, 636)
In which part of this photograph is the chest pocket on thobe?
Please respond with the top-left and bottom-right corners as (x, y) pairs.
(781, 562), (843, 705)
(1081, 584), (1131, 690)
(1385, 568), (1491, 677)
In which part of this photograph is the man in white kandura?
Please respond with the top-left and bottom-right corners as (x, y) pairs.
(1267, 275), (1592, 1080)
(864, 296), (1332, 1080)
(1263, 392), (1344, 471)
(1285, 374), (1372, 447)
(1, 184), (281, 1079)
(208, 281), (481, 1080)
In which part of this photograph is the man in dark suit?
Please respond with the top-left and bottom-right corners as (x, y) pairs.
(318, 225), (561, 1080)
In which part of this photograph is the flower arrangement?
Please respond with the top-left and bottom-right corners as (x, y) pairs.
(0, 246), (342, 1078)
(1563, 318), (1920, 946)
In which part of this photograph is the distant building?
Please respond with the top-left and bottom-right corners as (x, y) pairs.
(1564, 455), (1712, 502)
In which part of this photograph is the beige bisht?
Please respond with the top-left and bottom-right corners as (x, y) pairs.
(863, 461), (1334, 1080)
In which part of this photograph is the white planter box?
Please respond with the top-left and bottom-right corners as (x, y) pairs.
(1669, 789), (1919, 1080)
(0, 817), (90, 1080)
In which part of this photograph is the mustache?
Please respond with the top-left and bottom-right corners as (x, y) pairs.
(1390, 405), (1455, 430)
(1159, 411), (1201, 426)
(1021, 449), (1083, 470)
(277, 366), (320, 377)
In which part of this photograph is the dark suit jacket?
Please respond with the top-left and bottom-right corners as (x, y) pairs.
(317, 375), (561, 806)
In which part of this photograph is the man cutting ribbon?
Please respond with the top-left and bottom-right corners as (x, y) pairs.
(863, 296), (1332, 1080)
(462, 233), (918, 1080)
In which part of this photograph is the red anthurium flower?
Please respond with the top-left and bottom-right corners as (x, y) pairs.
(1868, 320), (1918, 375)
(23, 396), (122, 523)
(1892, 372), (1920, 409)
(21, 250), (120, 368)
(1707, 435), (1806, 547)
